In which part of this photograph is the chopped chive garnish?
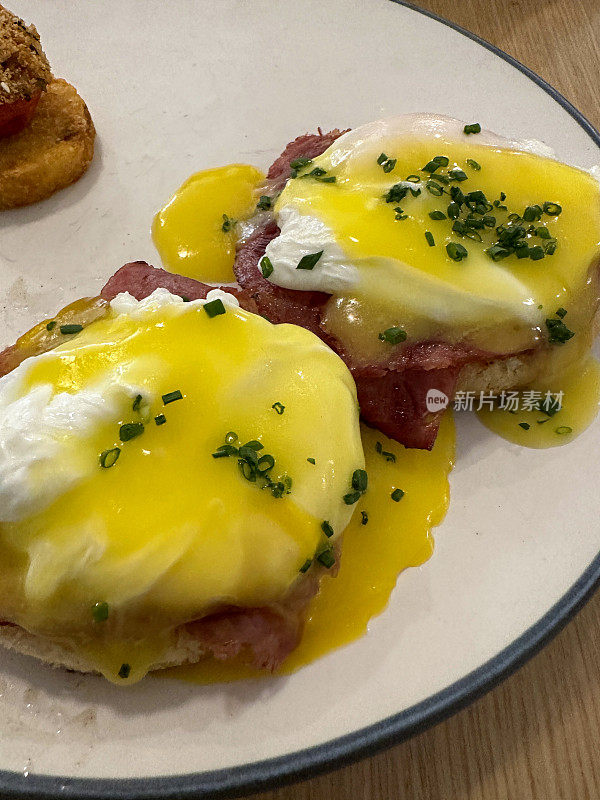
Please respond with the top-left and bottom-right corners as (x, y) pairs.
(429, 210), (446, 220)
(391, 488), (405, 502)
(154, 414), (166, 426)
(545, 317), (575, 344)
(162, 390), (183, 405)
(119, 422), (144, 442)
(99, 447), (121, 468)
(256, 195), (272, 211)
(446, 242), (468, 261)
(466, 158), (481, 170)
(378, 326), (407, 345)
(556, 307), (567, 319)
(449, 168), (467, 182)
(59, 324), (83, 335)
(307, 457), (316, 464)
(523, 205), (542, 222)
(46, 320), (56, 331)
(221, 214), (235, 233)
(316, 549), (335, 569)
(377, 153), (388, 165)
(299, 559), (312, 573)
(118, 663), (131, 679)
(425, 231), (435, 247)
(463, 122), (481, 134)
(260, 256), (274, 278)
(225, 431), (238, 443)
(212, 444), (238, 458)
(352, 469), (368, 493)
(343, 490), (361, 505)
(132, 394), (143, 412)
(92, 601), (109, 623)
(203, 298), (226, 318)
(518, 422), (531, 430)
(529, 245), (545, 261)
(361, 511), (369, 525)
(244, 440), (263, 451)
(289, 157), (312, 177)
(272, 402), (285, 415)
(257, 454), (275, 472)
(543, 202), (562, 216)
(382, 158), (396, 173)
(375, 441), (396, 462)
(555, 426), (573, 435)
(296, 251), (324, 270)
(321, 520), (334, 538)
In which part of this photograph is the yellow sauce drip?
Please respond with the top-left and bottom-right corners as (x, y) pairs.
(152, 164), (264, 282)
(477, 355), (600, 447)
(165, 415), (455, 684)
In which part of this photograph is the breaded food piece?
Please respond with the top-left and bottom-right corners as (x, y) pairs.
(0, 77), (95, 209)
(0, 5), (52, 102)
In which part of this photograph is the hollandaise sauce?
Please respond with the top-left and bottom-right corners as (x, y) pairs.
(152, 164), (264, 282)
(166, 417), (454, 683)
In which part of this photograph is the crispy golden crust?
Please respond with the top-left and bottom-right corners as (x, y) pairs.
(0, 5), (52, 101)
(0, 78), (95, 209)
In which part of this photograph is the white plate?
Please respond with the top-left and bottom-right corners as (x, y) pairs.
(0, 1), (599, 797)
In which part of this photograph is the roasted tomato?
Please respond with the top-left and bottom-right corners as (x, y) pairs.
(0, 91), (41, 138)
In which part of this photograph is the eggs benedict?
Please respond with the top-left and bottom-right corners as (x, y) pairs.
(0, 264), (364, 684)
(232, 115), (600, 448)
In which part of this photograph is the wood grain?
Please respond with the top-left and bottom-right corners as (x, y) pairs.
(249, 1), (600, 798)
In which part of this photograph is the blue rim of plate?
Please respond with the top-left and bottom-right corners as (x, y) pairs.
(2, 2), (600, 798)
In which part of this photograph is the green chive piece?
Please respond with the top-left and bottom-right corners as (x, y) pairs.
(154, 414), (167, 426)
(203, 298), (226, 318)
(556, 307), (567, 319)
(59, 324), (83, 335)
(221, 214), (235, 233)
(46, 320), (56, 331)
(244, 440), (263, 451)
(529, 245), (545, 261)
(257, 454), (275, 473)
(92, 601), (109, 623)
(378, 326), (407, 345)
(297, 251), (324, 270)
(425, 231), (435, 247)
(260, 256), (274, 278)
(272, 402), (285, 415)
(343, 490), (361, 505)
(321, 520), (334, 538)
(361, 511), (369, 525)
(555, 426), (573, 435)
(119, 422), (144, 442)
(132, 394), (143, 412)
(523, 205), (543, 222)
(118, 663), (131, 679)
(299, 559), (312, 573)
(429, 210), (446, 220)
(446, 242), (468, 261)
(256, 195), (272, 211)
(391, 488), (405, 502)
(225, 431), (238, 443)
(466, 158), (481, 171)
(463, 123), (482, 135)
(162, 390), (183, 405)
(518, 422), (531, 430)
(545, 318), (575, 344)
(449, 168), (468, 182)
(307, 457), (316, 465)
(543, 202), (562, 216)
(352, 469), (368, 493)
(382, 158), (396, 173)
(377, 153), (388, 165)
(99, 448), (120, 469)
(316, 549), (335, 569)
(289, 157), (312, 178)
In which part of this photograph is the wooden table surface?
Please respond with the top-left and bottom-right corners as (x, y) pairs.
(251, 2), (600, 798)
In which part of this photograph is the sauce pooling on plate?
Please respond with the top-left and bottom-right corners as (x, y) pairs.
(153, 164), (264, 282)
(166, 418), (454, 683)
